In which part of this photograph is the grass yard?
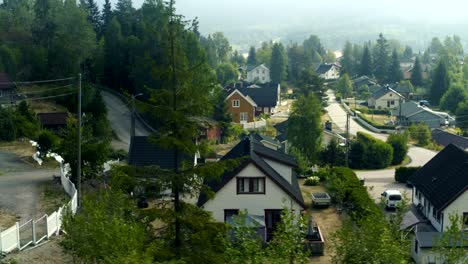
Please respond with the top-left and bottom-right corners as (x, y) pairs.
(0, 209), (17, 230)
(362, 113), (395, 126)
(299, 179), (346, 264)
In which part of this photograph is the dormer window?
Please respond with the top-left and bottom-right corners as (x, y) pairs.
(237, 177), (265, 194)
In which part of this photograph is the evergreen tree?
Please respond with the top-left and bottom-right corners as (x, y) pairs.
(402, 45), (413, 60)
(270, 42), (287, 84)
(341, 41), (354, 75)
(101, 0), (112, 33)
(430, 60), (450, 106)
(83, 0), (101, 37)
(388, 49), (402, 83)
(374, 33), (390, 83)
(230, 50), (245, 66)
(247, 46), (257, 66)
(359, 45), (372, 77)
(337, 73), (353, 98)
(410, 56), (423, 87)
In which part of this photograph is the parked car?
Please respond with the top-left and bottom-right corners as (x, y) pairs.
(419, 100), (430, 107)
(359, 101), (368, 106)
(381, 190), (402, 210)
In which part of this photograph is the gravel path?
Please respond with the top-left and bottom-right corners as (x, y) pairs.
(0, 152), (59, 225)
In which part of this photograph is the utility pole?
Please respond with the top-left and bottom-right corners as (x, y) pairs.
(345, 113), (350, 167)
(130, 93), (142, 139)
(77, 73), (82, 207)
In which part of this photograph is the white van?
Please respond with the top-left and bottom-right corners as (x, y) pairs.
(381, 190), (402, 209)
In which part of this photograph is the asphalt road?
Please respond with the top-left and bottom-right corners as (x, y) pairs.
(101, 91), (151, 150)
(325, 89), (437, 202)
(0, 152), (59, 225)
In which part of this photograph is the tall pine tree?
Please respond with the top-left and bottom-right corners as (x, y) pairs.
(82, 0), (101, 37)
(411, 56), (423, 87)
(359, 45), (372, 77)
(247, 46), (257, 66)
(387, 49), (402, 83)
(373, 33), (390, 83)
(430, 60), (449, 106)
(270, 42), (287, 84)
(101, 0), (112, 33)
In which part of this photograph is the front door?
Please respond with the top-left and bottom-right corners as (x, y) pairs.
(265, 209), (282, 241)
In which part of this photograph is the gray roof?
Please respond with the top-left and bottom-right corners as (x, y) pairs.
(352, 75), (377, 88)
(432, 129), (468, 150)
(416, 231), (467, 248)
(253, 134), (281, 147)
(128, 136), (190, 168)
(370, 86), (404, 100)
(316, 64), (339, 74)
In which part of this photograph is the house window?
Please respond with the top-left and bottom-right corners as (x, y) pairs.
(262, 70), (265, 74)
(256, 69), (259, 74)
(414, 239), (418, 253)
(232, 100), (240, 108)
(463, 212), (468, 231)
(237, 177), (265, 194)
(224, 209), (239, 223)
(240, 112), (248, 122)
(391, 100), (395, 105)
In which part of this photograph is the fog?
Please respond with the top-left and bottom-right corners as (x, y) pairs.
(98, 0), (468, 51)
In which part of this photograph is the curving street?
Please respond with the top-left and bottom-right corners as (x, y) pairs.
(325, 89), (437, 202)
(101, 91), (152, 150)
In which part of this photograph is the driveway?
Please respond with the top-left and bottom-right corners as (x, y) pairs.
(0, 152), (59, 225)
(325, 89), (437, 202)
(101, 91), (151, 150)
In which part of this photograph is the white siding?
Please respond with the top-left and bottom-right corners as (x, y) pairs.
(374, 91), (403, 109)
(413, 186), (443, 232)
(263, 158), (292, 184)
(319, 66), (340, 80)
(246, 65), (271, 84)
(202, 163), (302, 222)
(441, 190), (468, 232)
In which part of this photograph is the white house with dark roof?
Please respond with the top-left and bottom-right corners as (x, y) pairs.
(405, 144), (468, 264)
(246, 64), (271, 84)
(368, 86), (405, 109)
(198, 135), (305, 242)
(316, 63), (340, 80)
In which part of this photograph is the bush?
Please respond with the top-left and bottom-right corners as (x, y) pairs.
(108, 149), (128, 160)
(36, 130), (59, 158)
(0, 108), (17, 141)
(395, 166), (421, 183)
(356, 112), (395, 129)
(386, 133), (409, 165)
(408, 123), (431, 146)
(350, 132), (393, 169)
(304, 176), (320, 186)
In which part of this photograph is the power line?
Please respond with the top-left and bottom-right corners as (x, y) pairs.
(18, 92), (78, 101)
(19, 84), (75, 95)
(0, 77), (75, 85)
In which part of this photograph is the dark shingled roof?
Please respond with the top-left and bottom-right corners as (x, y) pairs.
(371, 86), (403, 100)
(37, 112), (68, 126)
(315, 64), (337, 74)
(416, 231), (467, 248)
(237, 86), (278, 107)
(253, 133), (281, 147)
(274, 120), (288, 135)
(409, 144), (468, 212)
(431, 129), (468, 150)
(197, 135), (304, 208)
(0, 73), (15, 90)
(353, 75), (377, 88)
(128, 136), (189, 169)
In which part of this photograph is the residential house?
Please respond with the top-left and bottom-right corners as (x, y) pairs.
(225, 84), (281, 124)
(198, 135), (306, 242)
(225, 89), (257, 123)
(37, 112), (68, 131)
(368, 86), (405, 109)
(274, 120), (290, 154)
(431, 129), (468, 150)
(322, 129), (346, 147)
(0, 73), (16, 104)
(403, 63), (430, 80)
(391, 101), (455, 129)
(253, 133), (282, 151)
(352, 75), (377, 90)
(406, 144), (467, 264)
(246, 64), (271, 84)
(315, 63), (340, 80)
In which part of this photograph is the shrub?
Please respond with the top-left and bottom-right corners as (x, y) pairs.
(304, 176), (320, 186)
(408, 123), (431, 146)
(386, 133), (409, 165)
(0, 108), (16, 141)
(356, 112), (395, 129)
(36, 130), (59, 158)
(394, 166), (421, 183)
(350, 132), (393, 169)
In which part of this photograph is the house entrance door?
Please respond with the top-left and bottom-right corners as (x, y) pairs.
(265, 209), (282, 241)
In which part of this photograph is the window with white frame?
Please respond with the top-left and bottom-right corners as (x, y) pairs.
(232, 100), (240, 107)
(240, 112), (248, 122)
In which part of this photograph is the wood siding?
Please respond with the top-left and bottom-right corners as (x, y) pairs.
(227, 92), (255, 123)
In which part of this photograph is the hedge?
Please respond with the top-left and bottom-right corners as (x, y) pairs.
(356, 112), (395, 130)
(349, 132), (393, 169)
(355, 107), (391, 116)
(326, 167), (381, 220)
(394, 166), (421, 183)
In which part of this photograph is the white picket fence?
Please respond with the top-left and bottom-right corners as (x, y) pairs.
(0, 163), (77, 254)
(241, 119), (267, 130)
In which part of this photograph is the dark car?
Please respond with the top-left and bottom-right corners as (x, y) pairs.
(419, 100), (430, 107)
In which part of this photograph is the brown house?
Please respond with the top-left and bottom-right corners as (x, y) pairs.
(225, 89), (256, 123)
(37, 112), (68, 131)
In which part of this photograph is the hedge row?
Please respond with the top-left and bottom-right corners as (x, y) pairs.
(356, 112), (395, 130)
(394, 166), (421, 183)
(350, 132), (393, 169)
(356, 107), (391, 116)
(326, 167), (381, 220)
